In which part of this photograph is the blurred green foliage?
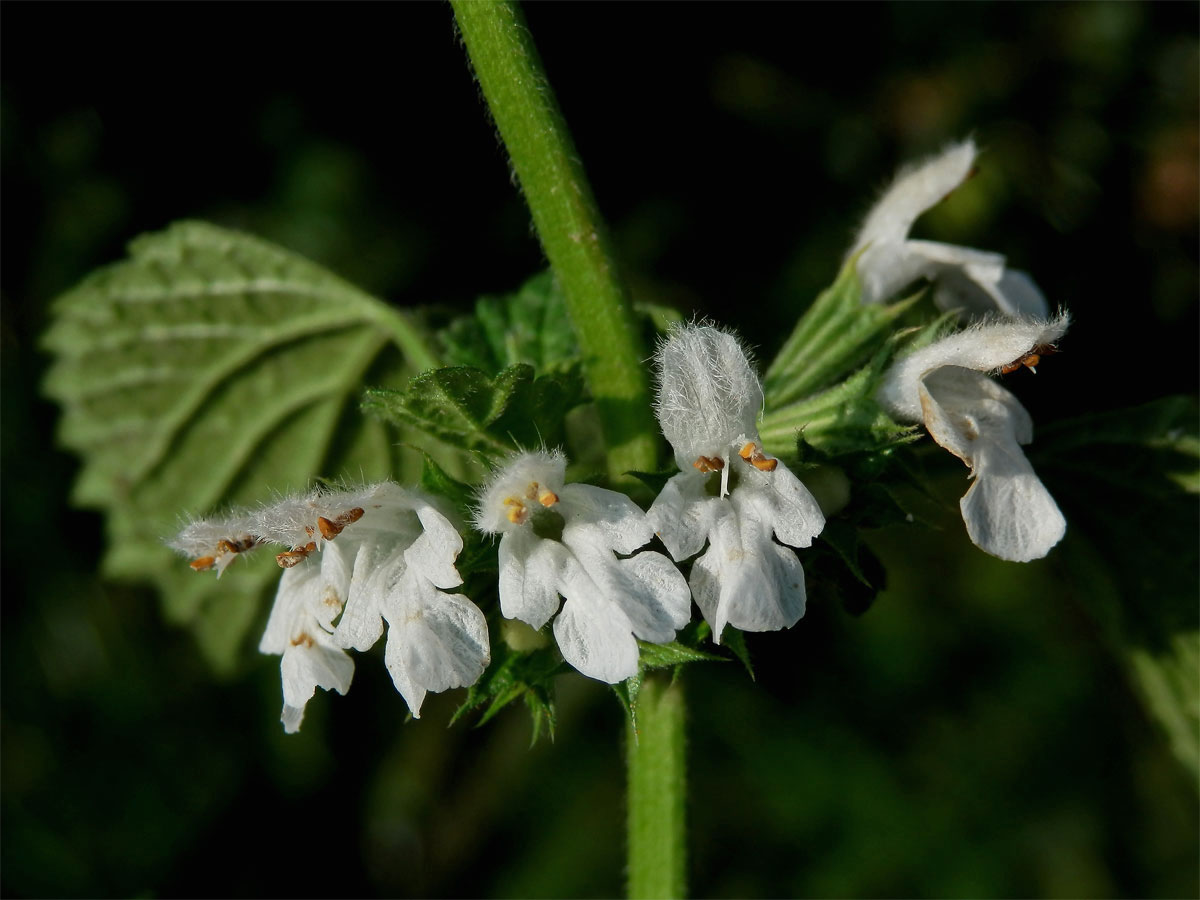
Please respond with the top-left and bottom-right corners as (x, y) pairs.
(2, 2), (1196, 897)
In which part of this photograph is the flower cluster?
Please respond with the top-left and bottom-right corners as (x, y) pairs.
(851, 138), (1069, 561)
(171, 483), (489, 732)
(171, 136), (1071, 731)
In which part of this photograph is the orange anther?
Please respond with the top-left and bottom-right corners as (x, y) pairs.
(538, 489), (559, 507)
(276, 551), (306, 568)
(317, 516), (341, 541)
(739, 442), (756, 461)
(190, 556), (216, 572)
(507, 504), (529, 525)
(337, 507), (365, 526)
(750, 456), (778, 472)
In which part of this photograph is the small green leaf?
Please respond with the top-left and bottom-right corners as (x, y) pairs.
(440, 270), (579, 375)
(763, 253), (920, 406)
(418, 451), (476, 513)
(42, 221), (432, 670)
(760, 346), (921, 461)
(720, 627), (755, 680)
(452, 640), (563, 742)
(637, 640), (724, 670)
(363, 363), (585, 458)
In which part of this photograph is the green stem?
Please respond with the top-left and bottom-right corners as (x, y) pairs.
(451, 0), (657, 481)
(627, 674), (687, 900)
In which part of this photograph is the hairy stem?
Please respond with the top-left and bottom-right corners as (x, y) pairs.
(627, 674), (687, 899)
(451, 0), (658, 481)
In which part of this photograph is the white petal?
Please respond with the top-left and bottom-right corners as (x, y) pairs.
(920, 367), (1064, 561)
(334, 541), (404, 652)
(278, 637), (354, 733)
(878, 312), (1070, 422)
(563, 532), (690, 643)
(855, 240), (935, 306)
(404, 503), (464, 589)
(383, 573), (490, 717)
(616, 551), (693, 638)
(993, 269), (1049, 318)
(851, 139), (977, 255)
(653, 324), (763, 469)
(919, 246), (1048, 320)
(647, 472), (719, 562)
(560, 483), (654, 555)
(689, 499), (805, 643)
(552, 567), (640, 683)
(741, 464), (826, 550)
(497, 529), (568, 630)
(259, 561), (317, 654)
(960, 443), (1066, 562)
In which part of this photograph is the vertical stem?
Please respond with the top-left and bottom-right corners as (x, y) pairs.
(627, 674), (687, 899)
(451, 0), (658, 482)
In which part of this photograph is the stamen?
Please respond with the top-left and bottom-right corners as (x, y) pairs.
(276, 541), (317, 568)
(538, 489), (559, 507)
(190, 556), (216, 571)
(317, 516), (341, 540)
(692, 455), (726, 474)
(738, 440), (778, 472)
(504, 497), (529, 525)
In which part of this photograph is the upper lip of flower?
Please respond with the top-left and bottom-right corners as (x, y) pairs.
(849, 138), (1048, 319)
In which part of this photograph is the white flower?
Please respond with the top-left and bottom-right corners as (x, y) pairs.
(849, 138), (1048, 319)
(647, 324), (826, 643)
(174, 483), (489, 733)
(877, 313), (1070, 562)
(473, 450), (690, 683)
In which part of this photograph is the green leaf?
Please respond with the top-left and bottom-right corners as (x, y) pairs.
(760, 346), (921, 461)
(763, 253), (921, 407)
(1035, 397), (1199, 784)
(42, 221), (433, 671)
(418, 451), (476, 514)
(451, 639), (562, 743)
(440, 270), (579, 375)
(637, 640), (723, 670)
(363, 363), (586, 458)
(720, 627), (755, 680)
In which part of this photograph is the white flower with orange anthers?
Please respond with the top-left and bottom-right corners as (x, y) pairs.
(474, 450), (691, 684)
(849, 138), (1048, 319)
(172, 483), (489, 733)
(878, 313), (1070, 562)
(647, 324), (826, 644)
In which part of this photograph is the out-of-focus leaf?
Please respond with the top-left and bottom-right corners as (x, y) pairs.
(41, 221), (427, 671)
(1036, 396), (1199, 784)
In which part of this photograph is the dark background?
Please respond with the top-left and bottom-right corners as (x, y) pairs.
(3, 3), (1197, 897)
